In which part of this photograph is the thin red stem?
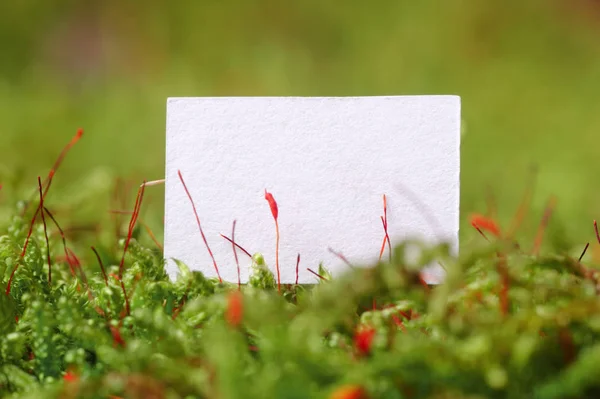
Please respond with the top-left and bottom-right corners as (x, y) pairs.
(22, 128), (83, 216)
(5, 267), (18, 296)
(66, 247), (81, 267)
(66, 247), (90, 295)
(37, 177), (52, 285)
(7, 172), (55, 295)
(69, 248), (89, 288)
(307, 268), (327, 281)
(21, 175), (50, 258)
(579, 243), (590, 263)
(108, 210), (163, 250)
(275, 219), (280, 293)
(42, 128), (84, 198)
(594, 220), (600, 245)
(379, 195), (386, 262)
(220, 234), (252, 258)
(118, 181), (146, 316)
(178, 171), (222, 283)
(379, 216), (392, 262)
(124, 272), (143, 311)
(507, 166), (537, 239)
(91, 246), (109, 287)
(383, 194), (391, 261)
(119, 183), (144, 277)
(109, 210), (133, 214)
(295, 253), (300, 285)
(474, 227), (490, 241)
(498, 256), (509, 316)
(328, 247), (355, 269)
(532, 196), (557, 255)
(379, 236), (387, 261)
(111, 178), (123, 240)
(141, 221), (163, 251)
(485, 185), (497, 219)
(43, 206), (76, 277)
(231, 220), (241, 290)
(391, 315), (407, 332)
(394, 182), (444, 238)
(128, 188), (143, 238)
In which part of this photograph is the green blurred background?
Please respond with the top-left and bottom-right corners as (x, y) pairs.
(1, 0), (600, 256)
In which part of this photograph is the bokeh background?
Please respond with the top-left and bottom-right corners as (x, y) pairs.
(1, 0), (600, 255)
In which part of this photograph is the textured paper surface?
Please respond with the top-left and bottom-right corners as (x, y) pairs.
(165, 96), (460, 284)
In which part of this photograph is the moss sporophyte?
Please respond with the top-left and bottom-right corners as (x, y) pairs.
(2, 129), (600, 398)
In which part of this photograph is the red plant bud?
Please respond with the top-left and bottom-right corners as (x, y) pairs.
(264, 189), (281, 292)
(330, 385), (368, 399)
(264, 189), (278, 220)
(469, 214), (501, 238)
(354, 326), (376, 356)
(226, 290), (243, 327)
(63, 370), (78, 383)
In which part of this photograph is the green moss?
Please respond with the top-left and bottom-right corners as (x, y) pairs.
(0, 184), (599, 399)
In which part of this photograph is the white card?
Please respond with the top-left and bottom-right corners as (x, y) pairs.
(165, 96), (460, 284)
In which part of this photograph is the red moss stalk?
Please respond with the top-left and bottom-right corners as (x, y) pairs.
(178, 171), (222, 283)
(506, 168), (536, 238)
(12, 127), (85, 293)
(43, 206), (77, 277)
(231, 220), (241, 290)
(37, 177), (52, 284)
(378, 195), (392, 262)
(7, 173), (57, 295)
(579, 242), (590, 263)
(22, 128), (84, 216)
(118, 181), (146, 316)
(91, 246), (109, 287)
(391, 314), (407, 332)
(108, 210), (162, 250)
(110, 323), (126, 348)
(66, 248), (92, 295)
(22, 171), (56, 258)
(531, 196), (557, 255)
(220, 234), (252, 258)
(328, 247), (355, 269)
(141, 221), (163, 250)
(497, 256), (510, 316)
(42, 128), (84, 197)
(469, 213), (510, 315)
(264, 189), (280, 292)
(307, 268), (327, 281)
(295, 253), (300, 285)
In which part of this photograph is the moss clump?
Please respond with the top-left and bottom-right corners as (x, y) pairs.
(0, 129), (599, 398)
(0, 190), (600, 399)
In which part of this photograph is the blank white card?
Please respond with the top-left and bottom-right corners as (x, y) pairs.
(165, 96), (460, 284)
